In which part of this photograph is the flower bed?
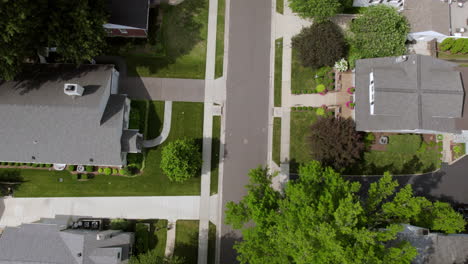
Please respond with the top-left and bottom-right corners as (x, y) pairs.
(451, 143), (466, 161)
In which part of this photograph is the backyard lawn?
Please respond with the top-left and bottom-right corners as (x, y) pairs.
(291, 48), (334, 93)
(347, 134), (442, 175)
(13, 102), (204, 197)
(211, 116), (221, 194)
(289, 110), (319, 172)
(215, 0), (226, 78)
(174, 220), (200, 264)
(275, 38), (283, 107)
(111, 0), (208, 78)
(273, 117), (281, 165)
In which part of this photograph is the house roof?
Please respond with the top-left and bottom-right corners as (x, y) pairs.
(121, 129), (142, 153)
(107, 0), (149, 29)
(0, 64), (127, 166)
(0, 224), (133, 264)
(355, 55), (464, 133)
(403, 0), (450, 35)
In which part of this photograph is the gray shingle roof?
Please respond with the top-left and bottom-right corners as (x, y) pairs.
(0, 64), (127, 166)
(0, 224), (133, 264)
(403, 0), (450, 35)
(355, 55), (464, 133)
(121, 130), (142, 153)
(107, 0), (149, 29)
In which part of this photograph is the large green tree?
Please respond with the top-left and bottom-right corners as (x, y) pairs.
(225, 162), (465, 264)
(0, 0), (107, 80)
(161, 139), (202, 183)
(349, 5), (409, 63)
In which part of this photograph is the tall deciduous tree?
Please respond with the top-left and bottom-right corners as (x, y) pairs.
(349, 5), (409, 62)
(161, 139), (202, 183)
(225, 162), (465, 264)
(308, 117), (365, 171)
(292, 21), (345, 68)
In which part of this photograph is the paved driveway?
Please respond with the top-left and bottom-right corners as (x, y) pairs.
(219, 0), (272, 262)
(0, 196), (200, 227)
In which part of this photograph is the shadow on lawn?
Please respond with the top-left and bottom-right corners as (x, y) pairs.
(107, 0), (206, 77)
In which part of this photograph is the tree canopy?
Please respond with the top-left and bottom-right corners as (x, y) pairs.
(308, 117), (365, 171)
(0, 0), (107, 80)
(130, 250), (184, 264)
(349, 5), (409, 63)
(292, 21), (345, 69)
(225, 161), (465, 264)
(160, 139), (202, 183)
(288, 0), (354, 22)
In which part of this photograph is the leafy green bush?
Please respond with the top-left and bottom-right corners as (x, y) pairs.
(15, 163), (21, 166)
(110, 218), (130, 231)
(440, 38), (455, 51)
(288, 0), (342, 22)
(119, 168), (129, 176)
(451, 38), (465, 54)
(81, 174), (88, 180)
(316, 108), (326, 116)
(32, 163), (38, 167)
(71, 174), (78, 180)
(161, 139), (202, 183)
(46, 164), (52, 168)
(316, 84), (326, 93)
(98, 168), (103, 174)
(127, 153), (143, 170)
(292, 107), (297, 111)
(453, 145), (463, 155)
(112, 168), (118, 174)
(104, 168), (112, 175)
(85, 166), (94, 173)
(135, 223), (150, 254)
(67, 165), (75, 171)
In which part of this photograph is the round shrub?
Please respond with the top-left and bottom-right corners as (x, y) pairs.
(104, 168), (112, 175)
(292, 21), (345, 68)
(32, 163), (38, 167)
(119, 168), (129, 176)
(161, 139), (202, 183)
(440, 38), (455, 52)
(316, 84), (326, 93)
(453, 145), (463, 155)
(46, 164), (52, 168)
(15, 163), (20, 166)
(316, 107), (326, 116)
(82, 174), (88, 180)
(292, 107), (297, 111)
(85, 166), (94, 173)
(67, 165), (75, 171)
(112, 168), (118, 174)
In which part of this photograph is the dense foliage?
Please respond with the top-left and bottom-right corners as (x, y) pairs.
(349, 5), (409, 64)
(288, 0), (353, 22)
(225, 162), (466, 264)
(292, 21), (345, 68)
(161, 139), (202, 182)
(0, 0), (107, 80)
(130, 250), (184, 264)
(309, 117), (365, 171)
(440, 38), (468, 54)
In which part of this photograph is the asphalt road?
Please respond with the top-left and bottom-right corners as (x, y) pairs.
(219, 0), (272, 262)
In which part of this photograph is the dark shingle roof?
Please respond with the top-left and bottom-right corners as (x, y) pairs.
(0, 64), (127, 166)
(403, 0), (450, 35)
(107, 0), (149, 29)
(355, 55), (464, 133)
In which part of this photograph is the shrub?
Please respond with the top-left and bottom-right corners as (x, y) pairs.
(288, 0), (342, 22)
(292, 107), (297, 111)
(161, 139), (202, 183)
(453, 145), (463, 155)
(112, 168), (118, 174)
(104, 168), (112, 175)
(15, 163), (21, 166)
(308, 90), (313, 94)
(46, 164), (52, 168)
(316, 108), (326, 116)
(316, 84), (326, 93)
(71, 174), (78, 180)
(81, 174), (88, 180)
(308, 107), (313, 111)
(451, 38), (465, 54)
(440, 38), (455, 51)
(85, 166), (94, 173)
(67, 165), (75, 171)
(119, 168), (129, 176)
(32, 163), (38, 167)
(110, 218), (130, 231)
(98, 168), (103, 174)
(0, 162), (5, 165)
(334, 58), (348, 72)
(292, 21), (345, 68)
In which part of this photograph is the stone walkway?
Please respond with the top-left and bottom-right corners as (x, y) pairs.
(142, 101), (173, 148)
(165, 220), (177, 258)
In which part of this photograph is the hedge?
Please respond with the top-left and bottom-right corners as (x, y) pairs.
(112, 168), (118, 175)
(440, 38), (468, 54)
(67, 165), (75, 171)
(104, 168), (112, 175)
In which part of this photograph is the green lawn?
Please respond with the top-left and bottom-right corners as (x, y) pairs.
(214, 0), (225, 78)
(112, 0), (208, 78)
(291, 49), (334, 93)
(438, 51), (468, 61)
(208, 222), (216, 264)
(151, 220), (169, 258)
(211, 116), (221, 194)
(146, 101), (165, 139)
(174, 220), (199, 264)
(289, 110), (318, 172)
(274, 38), (283, 107)
(133, 219), (168, 258)
(276, 0), (284, 14)
(13, 102), (204, 197)
(347, 134), (442, 175)
(273, 117), (281, 165)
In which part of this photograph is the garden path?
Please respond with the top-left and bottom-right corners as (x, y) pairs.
(142, 101), (173, 148)
(165, 219), (177, 258)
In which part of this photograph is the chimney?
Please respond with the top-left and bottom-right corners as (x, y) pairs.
(64, 83), (84, 96)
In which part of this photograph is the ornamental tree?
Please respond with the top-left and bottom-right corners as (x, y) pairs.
(225, 162), (465, 264)
(308, 117), (365, 171)
(349, 5), (409, 61)
(292, 21), (345, 68)
(161, 139), (202, 183)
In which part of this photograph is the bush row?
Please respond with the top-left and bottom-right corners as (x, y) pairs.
(440, 38), (468, 54)
(0, 162), (52, 168)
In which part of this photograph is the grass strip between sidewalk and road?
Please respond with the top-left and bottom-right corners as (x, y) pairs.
(174, 220), (200, 264)
(273, 117), (281, 166)
(274, 38), (283, 107)
(214, 0), (226, 78)
(210, 116), (221, 194)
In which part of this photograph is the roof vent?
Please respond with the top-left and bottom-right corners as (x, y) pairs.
(395, 55), (408, 63)
(77, 253), (82, 257)
(64, 83), (84, 96)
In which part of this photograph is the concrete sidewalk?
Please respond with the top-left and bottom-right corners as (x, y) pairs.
(120, 77), (205, 102)
(143, 101), (173, 148)
(0, 196), (200, 227)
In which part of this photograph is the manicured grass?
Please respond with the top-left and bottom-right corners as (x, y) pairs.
(174, 220), (199, 264)
(348, 134), (442, 175)
(438, 51), (468, 61)
(13, 102), (204, 197)
(133, 219), (168, 258)
(146, 101), (165, 139)
(151, 219), (169, 258)
(273, 117), (281, 165)
(114, 0), (208, 78)
(289, 110), (318, 172)
(276, 0), (284, 14)
(274, 38), (283, 107)
(211, 116), (221, 194)
(214, 0), (225, 78)
(208, 222), (216, 264)
(291, 48), (316, 92)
